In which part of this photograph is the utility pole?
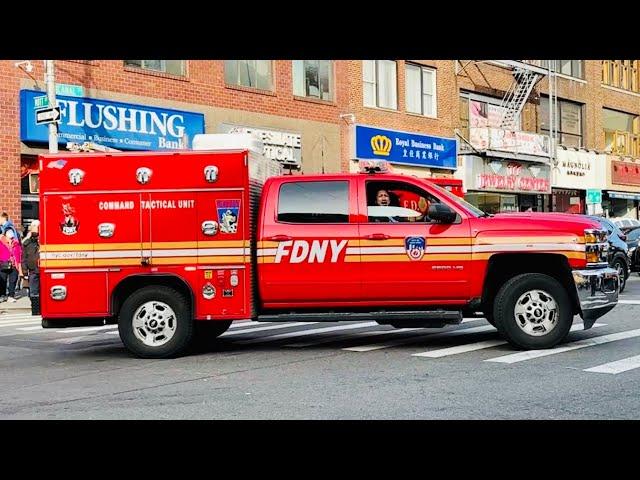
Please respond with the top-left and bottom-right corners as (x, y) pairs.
(44, 60), (58, 153)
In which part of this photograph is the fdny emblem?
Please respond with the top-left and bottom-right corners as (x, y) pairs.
(60, 203), (79, 236)
(216, 199), (240, 234)
(136, 167), (152, 185)
(405, 236), (425, 261)
(68, 168), (85, 186)
(204, 165), (219, 183)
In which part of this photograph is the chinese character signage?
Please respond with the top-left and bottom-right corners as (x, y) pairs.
(354, 125), (457, 170)
(20, 89), (205, 150)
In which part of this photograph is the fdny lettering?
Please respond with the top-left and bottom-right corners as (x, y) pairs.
(99, 201), (135, 211)
(274, 240), (348, 264)
(140, 199), (196, 209)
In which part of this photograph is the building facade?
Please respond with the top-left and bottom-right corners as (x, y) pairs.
(2, 59), (640, 232)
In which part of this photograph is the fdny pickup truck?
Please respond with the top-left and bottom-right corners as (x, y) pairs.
(38, 134), (620, 358)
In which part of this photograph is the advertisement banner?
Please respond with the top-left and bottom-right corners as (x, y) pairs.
(469, 127), (551, 157)
(20, 89), (205, 150)
(551, 150), (605, 190)
(354, 124), (457, 169)
(611, 160), (640, 187)
(463, 156), (551, 194)
(218, 123), (301, 168)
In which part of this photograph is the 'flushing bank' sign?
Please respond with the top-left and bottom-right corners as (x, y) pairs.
(20, 89), (205, 150)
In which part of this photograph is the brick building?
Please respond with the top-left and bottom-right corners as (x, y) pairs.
(2, 59), (640, 232)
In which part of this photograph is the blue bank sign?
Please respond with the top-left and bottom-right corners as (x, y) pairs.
(354, 124), (457, 170)
(20, 89), (205, 150)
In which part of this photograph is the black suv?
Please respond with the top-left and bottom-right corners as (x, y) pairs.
(586, 215), (630, 292)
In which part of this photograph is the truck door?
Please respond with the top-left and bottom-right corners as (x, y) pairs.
(357, 178), (471, 302)
(258, 178), (361, 306)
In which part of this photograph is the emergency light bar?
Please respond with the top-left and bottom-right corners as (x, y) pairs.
(359, 159), (392, 174)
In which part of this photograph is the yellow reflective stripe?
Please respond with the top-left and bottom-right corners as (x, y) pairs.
(93, 258), (145, 266)
(41, 259), (95, 268)
(41, 244), (94, 252)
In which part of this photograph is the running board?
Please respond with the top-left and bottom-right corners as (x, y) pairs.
(256, 310), (463, 328)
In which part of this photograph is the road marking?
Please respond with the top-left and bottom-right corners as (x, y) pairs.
(344, 324), (497, 352)
(583, 354), (640, 374)
(0, 320), (42, 328)
(235, 322), (380, 345)
(412, 323), (605, 358)
(618, 300), (640, 305)
(221, 322), (318, 337)
(284, 327), (423, 348)
(16, 326), (42, 331)
(485, 328), (640, 364)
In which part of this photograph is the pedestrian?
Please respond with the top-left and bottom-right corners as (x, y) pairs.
(21, 220), (40, 315)
(0, 212), (20, 241)
(0, 230), (22, 302)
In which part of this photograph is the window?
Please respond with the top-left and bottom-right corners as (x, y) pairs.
(405, 63), (436, 117)
(293, 60), (333, 101)
(539, 97), (584, 148)
(602, 60), (640, 93)
(540, 60), (584, 79)
(363, 60), (397, 109)
(278, 181), (349, 223)
(603, 108), (640, 157)
(224, 60), (273, 91)
(366, 181), (441, 223)
(125, 60), (185, 76)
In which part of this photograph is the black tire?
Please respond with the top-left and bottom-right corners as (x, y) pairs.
(493, 273), (573, 350)
(118, 286), (193, 359)
(611, 257), (628, 293)
(484, 311), (497, 328)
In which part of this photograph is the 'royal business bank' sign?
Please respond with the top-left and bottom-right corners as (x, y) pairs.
(20, 90), (205, 150)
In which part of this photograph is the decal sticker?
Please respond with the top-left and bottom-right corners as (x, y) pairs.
(405, 236), (425, 261)
(222, 289), (233, 298)
(204, 165), (219, 183)
(216, 199), (240, 234)
(202, 283), (216, 300)
(68, 168), (85, 186)
(60, 203), (79, 236)
(47, 159), (67, 169)
(136, 167), (152, 185)
(204, 270), (213, 280)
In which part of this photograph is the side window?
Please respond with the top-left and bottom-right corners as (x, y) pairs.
(366, 181), (440, 223)
(278, 181), (349, 223)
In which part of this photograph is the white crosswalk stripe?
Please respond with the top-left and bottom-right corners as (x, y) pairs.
(485, 328), (640, 364)
(412, 322), (606, 358)
(235, 322), (380, 345)
(583, 354), (640, 374)
(221, 322), (318, 337)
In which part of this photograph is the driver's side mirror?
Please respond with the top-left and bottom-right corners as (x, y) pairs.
(428, 203), (457, 224)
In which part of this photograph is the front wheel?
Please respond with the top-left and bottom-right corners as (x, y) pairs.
(118, 286), (193, 359)
(611, 257), (627, 293)
(493, 273), (573, 350)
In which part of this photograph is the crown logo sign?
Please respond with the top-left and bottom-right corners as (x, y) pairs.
(370, 135), (392, 156)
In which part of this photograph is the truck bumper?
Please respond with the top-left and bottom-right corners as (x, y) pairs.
(573, 267), (619, 329)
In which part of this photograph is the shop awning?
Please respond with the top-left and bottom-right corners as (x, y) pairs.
(607, 191), (640, 200)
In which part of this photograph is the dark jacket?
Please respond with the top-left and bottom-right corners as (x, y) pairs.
(21, 236), (39, 274)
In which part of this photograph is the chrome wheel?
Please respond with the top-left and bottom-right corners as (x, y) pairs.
(513, 289), (558, 337)
(131, 301), (177, 347)
(614, 260), (626, 292)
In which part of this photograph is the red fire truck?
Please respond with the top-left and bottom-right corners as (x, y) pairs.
(38, 135), (619, 358)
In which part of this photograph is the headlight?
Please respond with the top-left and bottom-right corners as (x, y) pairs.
(584, 228), (609, 267)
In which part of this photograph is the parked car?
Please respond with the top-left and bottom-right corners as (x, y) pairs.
(587, 216), (630, 292)
(625, 226), (640, 274)
(612, 218), (640, 233)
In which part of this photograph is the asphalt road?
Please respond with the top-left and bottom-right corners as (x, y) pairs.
(1, 276), (640, 419)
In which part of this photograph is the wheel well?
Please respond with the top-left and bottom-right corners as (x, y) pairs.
(482, 254), (580, 315)
(109, 274), (194, 324)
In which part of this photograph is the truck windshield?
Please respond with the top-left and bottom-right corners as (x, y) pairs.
(428, 182), (488, 218)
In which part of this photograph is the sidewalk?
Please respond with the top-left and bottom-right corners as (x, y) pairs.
(0, 289), (32, 314)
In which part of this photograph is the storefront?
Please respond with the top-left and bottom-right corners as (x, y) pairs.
(551, 149), (606, 215)
(459, 155), (551, 214)
(350, 124), (458, 178)
(604, 156), (640, 219)
(19, 89), (206, 226)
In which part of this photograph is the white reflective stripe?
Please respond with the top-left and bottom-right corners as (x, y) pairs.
(257, 249), (278, 257)
(472, 243), (585, 253)
(584, 354), (640, 374)
(192, 248), (245, 256)
(358, 247), (405, 254)
(485, 328), (640, 364)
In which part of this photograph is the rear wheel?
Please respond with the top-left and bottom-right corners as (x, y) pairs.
(493, 273), (573, 350)
(118, 286), (193, 358)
